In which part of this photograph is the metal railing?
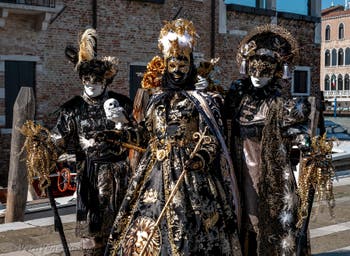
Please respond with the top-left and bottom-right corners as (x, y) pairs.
(324, 90), (350, 97)
(0, 0), (55, 8)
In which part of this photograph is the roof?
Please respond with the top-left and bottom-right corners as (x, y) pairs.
(322, 5), (349, 18)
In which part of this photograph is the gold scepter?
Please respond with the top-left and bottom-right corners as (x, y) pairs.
(106, 139), (146, 153)
(139, 127), (211, 256)
(102, 129), (146, 153)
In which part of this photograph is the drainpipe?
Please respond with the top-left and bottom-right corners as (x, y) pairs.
(210, 0), (215, 58)
(92, 0), (97, 29)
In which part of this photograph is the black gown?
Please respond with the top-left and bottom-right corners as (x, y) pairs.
(51, 90), (133, 244)
(224, 77), (311, 256)
(105, 88), (241, 256)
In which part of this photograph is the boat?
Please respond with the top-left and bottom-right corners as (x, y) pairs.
(29, 153), (77, 199)
(0, 154), (77, 222)
(324, 120), (350, 140)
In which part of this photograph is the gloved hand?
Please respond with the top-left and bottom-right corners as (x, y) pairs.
(185, 154), (205, 171)
(95, 130), (124, 144)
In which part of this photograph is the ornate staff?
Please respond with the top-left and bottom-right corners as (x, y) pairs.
(139, 127), (211, 256)
(99, 129), (146, 153)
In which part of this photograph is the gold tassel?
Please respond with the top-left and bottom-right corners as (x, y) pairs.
(297, 133), (335, 228)
(19, 120), (58, 196)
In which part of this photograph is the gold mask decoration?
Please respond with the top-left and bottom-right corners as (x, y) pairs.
(166, 57), (190, 74)
(248, 57), (278, 78)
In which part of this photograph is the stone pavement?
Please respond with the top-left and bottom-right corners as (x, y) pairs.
(309, 171), (350, 255)
(0, 173), (349, 255)
(0, 214), (81, 255)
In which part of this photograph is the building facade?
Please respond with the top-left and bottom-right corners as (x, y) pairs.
(321, 4), (350, 112)
(0, 0), (321, 187)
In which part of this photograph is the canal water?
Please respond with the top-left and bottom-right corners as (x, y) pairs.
(325, 116), (350, 132)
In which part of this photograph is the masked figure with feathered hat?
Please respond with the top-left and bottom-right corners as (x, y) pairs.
(23, 28), (136, 255)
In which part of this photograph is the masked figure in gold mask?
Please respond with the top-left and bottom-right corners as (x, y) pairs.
(224, 24), (311, 256)
(105, 19), (242, 256)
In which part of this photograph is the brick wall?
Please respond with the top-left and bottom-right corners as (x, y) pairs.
(0, 0), (321, 187)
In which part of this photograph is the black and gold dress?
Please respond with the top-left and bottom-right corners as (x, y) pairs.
(105, 88), (241, 256)
(224, 77), (311, 256)
(50, 91), (133, 253)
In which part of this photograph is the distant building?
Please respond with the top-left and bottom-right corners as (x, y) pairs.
(321, 4), (350, 112)
(0, 0), (321, 186)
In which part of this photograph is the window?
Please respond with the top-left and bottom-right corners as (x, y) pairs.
(224, 0), (256, 7)
(324, 75), (330, 91)
(332, 49), (337, 66)
(325, 25), (331, 40)
(345, 48), (350, 65)
(325, 49), (330, 66)
(339, 23), (344, 39)
(129, 0), (164, 3)
(225, 0), (313, 15)
(345, 74), (350, 90)
(276, 0), (308, 15)
(291, 66), (310, 96)
(338, 48), (344, 65)
(338, 74), (343, 90)
(331, 74), (337, 91)
(4, 61), (36, 128)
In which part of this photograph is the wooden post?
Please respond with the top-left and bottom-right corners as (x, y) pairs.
(308, 96), (319, 137)
(5, 87), (35, 223)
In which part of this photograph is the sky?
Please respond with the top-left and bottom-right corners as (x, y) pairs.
(322, 0), (349, 9)
(229, 1), (348, 14)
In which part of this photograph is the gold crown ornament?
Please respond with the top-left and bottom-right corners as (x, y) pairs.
(158, 19), (198, 61)
(236, 24), (299, 78)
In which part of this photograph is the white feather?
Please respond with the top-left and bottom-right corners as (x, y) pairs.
(160, 31), (193, 57)
(79, 28), (97, 63)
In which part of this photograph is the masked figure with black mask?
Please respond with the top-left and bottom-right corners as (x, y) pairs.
(105, 19), (242, 256)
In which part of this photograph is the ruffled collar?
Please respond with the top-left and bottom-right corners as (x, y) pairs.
(82, 89), (108, 105)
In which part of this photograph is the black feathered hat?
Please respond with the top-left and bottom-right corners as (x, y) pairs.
(65, 28), (118, 86)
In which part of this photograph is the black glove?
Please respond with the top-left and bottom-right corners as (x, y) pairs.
(95, 130), (123, 144)
(186, 154), (205, 171)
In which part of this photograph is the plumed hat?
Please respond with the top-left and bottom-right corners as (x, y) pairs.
(141, 19), (199, 89)
(158, 19), (198, 61)
(236, 24), (299, 78)
(65, 28), (118, 86)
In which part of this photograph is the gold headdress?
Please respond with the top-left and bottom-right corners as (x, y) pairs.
(236, 24), (299, 78)
(158, 19), (198, 60)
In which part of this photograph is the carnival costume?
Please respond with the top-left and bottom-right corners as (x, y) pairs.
(105, 19), (242, 256)
(49, 28), (134, 255)
(224, 24), (311, 256)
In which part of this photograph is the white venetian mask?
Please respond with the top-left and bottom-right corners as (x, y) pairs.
(250, 76), (272, 88)
(83, 83), (105, 98)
